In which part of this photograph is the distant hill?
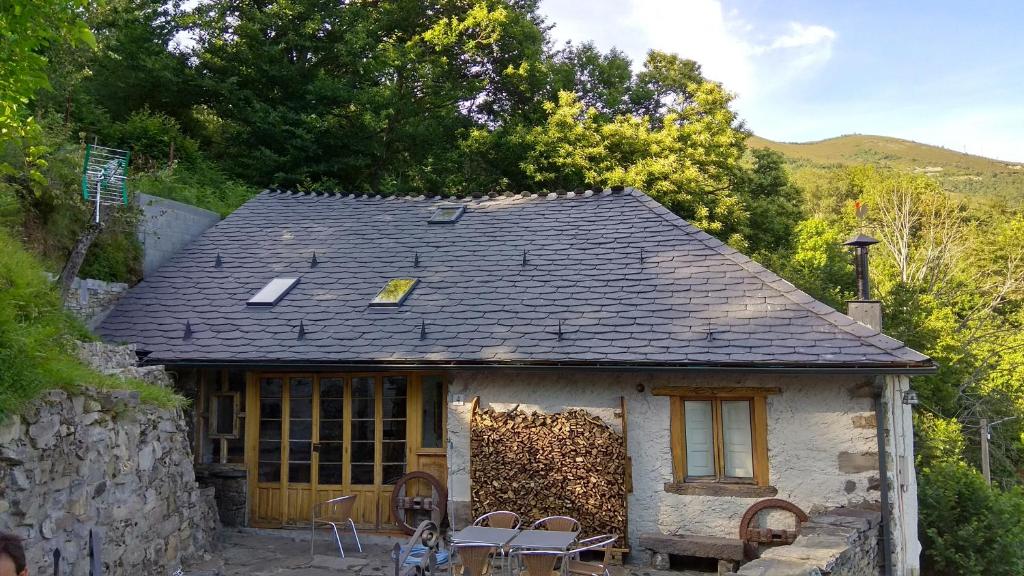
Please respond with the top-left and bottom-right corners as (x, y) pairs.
(748, 134), (1024, 203)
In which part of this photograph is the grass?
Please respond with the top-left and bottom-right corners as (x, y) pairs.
(749, 134), (1024, 204)
(134, 160), (259, 217)
(0, 227), (184, 418)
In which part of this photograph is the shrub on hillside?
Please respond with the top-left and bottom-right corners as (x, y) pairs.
(919, 461), (1024, 576)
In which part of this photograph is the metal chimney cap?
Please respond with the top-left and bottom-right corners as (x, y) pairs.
(843, 233), (880, 247)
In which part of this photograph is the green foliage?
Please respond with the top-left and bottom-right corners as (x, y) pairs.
(0, 228), (182, 417)
(752, 134), (1024, 205)
(919, 461), (1024, 576)
(0, 0), (94, 143)
(770, 216), (854, 309)
(133, 163), (257, 217)
(520, 85), (749, 245)
(736, 148), (804, 256)
(109, 109), (200, 171)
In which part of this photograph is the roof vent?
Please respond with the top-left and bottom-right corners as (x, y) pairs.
(370, 278), (418, 307)
(247, 277), (299, 306)
(429, 204), (465, 224)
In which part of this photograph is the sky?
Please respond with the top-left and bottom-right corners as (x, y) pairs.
(539, 0), (1024, 162)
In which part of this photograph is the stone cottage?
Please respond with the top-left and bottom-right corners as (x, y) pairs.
(97, 188), (932, 574)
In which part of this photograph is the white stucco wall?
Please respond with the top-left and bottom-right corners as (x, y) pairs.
(447, 370), (886, 546)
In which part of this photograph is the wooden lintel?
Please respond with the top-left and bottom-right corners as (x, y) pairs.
(652, 386), (781, 397)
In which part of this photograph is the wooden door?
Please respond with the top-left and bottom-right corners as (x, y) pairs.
(248, 372), (437, 529)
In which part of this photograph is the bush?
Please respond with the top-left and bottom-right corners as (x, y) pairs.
(919, 461), (1024, 575)
(0, 229), (181, 417)
(108, 108), (200, 171)
(133, 161), (257, 217)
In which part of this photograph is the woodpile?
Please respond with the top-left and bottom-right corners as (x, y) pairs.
(471, 406), (627, 545)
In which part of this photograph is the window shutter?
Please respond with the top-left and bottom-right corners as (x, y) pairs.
(684, 400), (715, 476)
(722, 400), (754, 478)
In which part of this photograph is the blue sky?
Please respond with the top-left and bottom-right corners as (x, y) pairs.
(539, 0), (1024, 162)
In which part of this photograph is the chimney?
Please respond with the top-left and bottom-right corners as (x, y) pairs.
(843, 233), (882, 331)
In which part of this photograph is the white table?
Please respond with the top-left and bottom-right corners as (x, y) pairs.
(508, 529), (578, 551)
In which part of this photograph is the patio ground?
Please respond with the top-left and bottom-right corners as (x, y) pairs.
(184, 528), (712, 576)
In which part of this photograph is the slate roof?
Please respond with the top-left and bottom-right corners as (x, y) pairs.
(98, 188), (934, 371)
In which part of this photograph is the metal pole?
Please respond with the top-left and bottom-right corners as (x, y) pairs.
(981, 418), (991, 485)
(94, 179), (101, 223)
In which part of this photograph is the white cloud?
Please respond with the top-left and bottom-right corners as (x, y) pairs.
(767, 22), (837, 50)
(540, 0), (837, 103)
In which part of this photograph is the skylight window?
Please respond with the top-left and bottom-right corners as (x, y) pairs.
(429, 204), (465, 224)
(370, 278), (418, 307)
(247, 277), (299, 306)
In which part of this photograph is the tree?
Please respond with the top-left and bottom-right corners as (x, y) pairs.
(0, 0), (94, 141)
(521, 82), (749, 245)
(735, 148), (804, 256)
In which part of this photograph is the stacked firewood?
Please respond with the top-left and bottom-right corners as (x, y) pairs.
(471, 406), (626, 543)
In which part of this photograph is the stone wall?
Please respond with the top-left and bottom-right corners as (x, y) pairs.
(47, 275), (130, 329)
(732, 507), (881, 576)
(447, 371), (881, 546)
(0, 345), (219, 575)
(195, 464), (248, 527)
(137, 192), (220, 277)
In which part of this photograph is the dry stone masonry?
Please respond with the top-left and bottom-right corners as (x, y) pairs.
(730, 507), (881, 576)
(0, 344), (219, 575)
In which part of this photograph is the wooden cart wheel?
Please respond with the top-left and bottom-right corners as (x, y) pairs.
(391, 471), (448, 535)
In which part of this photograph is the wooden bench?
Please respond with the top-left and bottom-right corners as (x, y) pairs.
(639, 533), (745, 575)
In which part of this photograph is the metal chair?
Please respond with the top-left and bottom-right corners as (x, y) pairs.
(564, 535), (618, 576)
(474, 511), (522, 529)
(528, 516), (581, 533)
(451, 542), (497, 576)
(311, 495), (363, 558)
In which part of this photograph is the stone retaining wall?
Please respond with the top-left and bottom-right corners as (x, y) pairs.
(731, 507), (881, 576)
(0, 345), (219, 575)
(48, 275), (130, 329)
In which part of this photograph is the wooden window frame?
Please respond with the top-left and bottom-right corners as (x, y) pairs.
(654, 387), (778, 497)
(209, 391), (241, 439)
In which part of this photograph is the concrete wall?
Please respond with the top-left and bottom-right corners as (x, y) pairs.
(137, 193), (220, 277)
(447, 371), (883, 547)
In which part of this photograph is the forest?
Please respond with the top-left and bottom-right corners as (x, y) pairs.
(2, 1), (1024, 574)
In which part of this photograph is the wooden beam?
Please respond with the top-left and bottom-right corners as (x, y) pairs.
(669, 397), (685, 482)
(652, 386), (781, 398)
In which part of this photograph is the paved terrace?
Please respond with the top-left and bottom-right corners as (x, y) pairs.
(184, 529), (708, 576)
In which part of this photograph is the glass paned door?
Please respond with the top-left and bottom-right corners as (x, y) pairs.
(258, 378), (283, 482)
(252, 372), (419, 528)
(318, 378), (344, 485)
(350, 377), (376, 485)
(382, 376), (408, 484)
(288, 377), (313, 484)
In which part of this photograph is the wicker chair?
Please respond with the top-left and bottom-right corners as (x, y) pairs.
(452, 543), (496, 576)
(474, 511), (522, 530)
(564, 535), (618, 576)
(310, 495), (363, 558)
(509, 548), (565, 576)
(528, 516), (581, 533)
